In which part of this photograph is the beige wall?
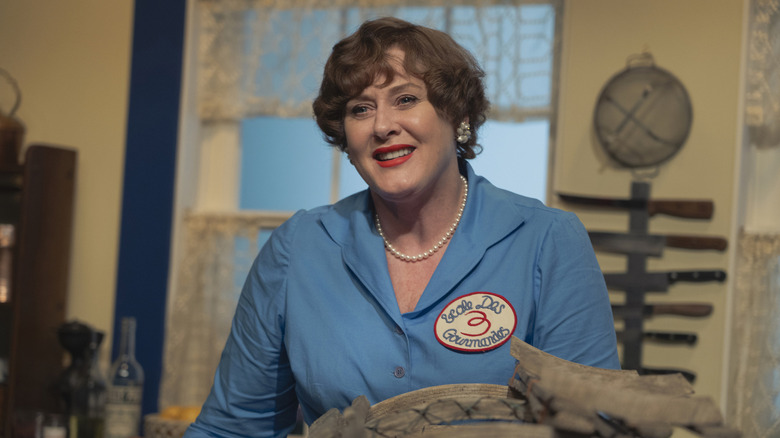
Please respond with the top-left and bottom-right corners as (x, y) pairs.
(0, 1), (135, 366)
(554, 0), (745, 408)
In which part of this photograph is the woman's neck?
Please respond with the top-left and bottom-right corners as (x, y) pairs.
(372, 171), (467, 258)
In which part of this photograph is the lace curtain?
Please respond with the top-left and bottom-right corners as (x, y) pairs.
(744, 0), (780, 150)
(160, 0), (562, 409)
(725, 1), (780, 436)
(160, 212), (289, 407)
(197, 0), (560, 122)
(727, 234), (780, 437)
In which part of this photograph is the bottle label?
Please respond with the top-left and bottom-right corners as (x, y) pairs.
(105, 386), (143, 438)
(43, 426), (67, 438)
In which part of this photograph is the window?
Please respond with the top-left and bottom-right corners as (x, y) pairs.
(239, 117), (550, 211)
(161, 0), (562, 411)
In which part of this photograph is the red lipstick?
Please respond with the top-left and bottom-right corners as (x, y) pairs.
(374, 144), (415, 168)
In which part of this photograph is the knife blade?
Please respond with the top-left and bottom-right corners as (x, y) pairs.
(588, 231), (728, 256)
(603, 269), (727, 291)
(635, 367), (696, 383)
(558, 192), (714, 219)
(616, 330), (698, 345)
(612, 303), (714, 318)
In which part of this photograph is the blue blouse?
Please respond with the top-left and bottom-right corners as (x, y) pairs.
(185, 162), (620, 437)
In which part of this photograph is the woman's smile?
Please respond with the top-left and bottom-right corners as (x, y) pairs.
(374, 144), (416, 167)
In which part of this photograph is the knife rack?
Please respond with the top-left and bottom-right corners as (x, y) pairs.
(620, 181), (651, 370)
(562, 180), (726, 382)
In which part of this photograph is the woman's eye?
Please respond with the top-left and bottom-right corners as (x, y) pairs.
(398, 95), (418, 106)
(350, 105), (369, 116)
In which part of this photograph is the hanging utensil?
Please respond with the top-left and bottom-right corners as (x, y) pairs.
(0, 68), (24, 166)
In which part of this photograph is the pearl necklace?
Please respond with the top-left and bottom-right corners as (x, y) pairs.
(375, 175), (468, 263)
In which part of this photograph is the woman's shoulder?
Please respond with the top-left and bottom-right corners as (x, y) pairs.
(271, 189), (371, 240)
(474, 174), (572, 221)
(285, 190), (369, 223)
(465, 161), (567, 221)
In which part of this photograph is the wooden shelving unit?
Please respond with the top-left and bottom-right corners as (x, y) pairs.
(0, 145), (76, 437)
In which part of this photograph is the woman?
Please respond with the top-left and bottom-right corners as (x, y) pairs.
(185, 17), (619, 437)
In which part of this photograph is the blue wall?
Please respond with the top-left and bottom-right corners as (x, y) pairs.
(114, 0), (186, 417)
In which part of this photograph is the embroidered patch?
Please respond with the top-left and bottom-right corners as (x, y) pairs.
(434, 292), (517, 352)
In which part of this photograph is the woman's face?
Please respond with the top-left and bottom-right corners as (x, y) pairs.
(344, 48), (461, 206)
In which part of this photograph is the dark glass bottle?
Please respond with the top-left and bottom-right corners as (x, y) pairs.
(59, 323), (107, 438)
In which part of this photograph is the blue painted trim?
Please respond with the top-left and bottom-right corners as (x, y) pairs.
(114, 0), (186, 417)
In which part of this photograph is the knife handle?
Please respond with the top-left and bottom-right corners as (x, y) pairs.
(668, 270), (727, 283)
(650, 303), (713, 317)
(643, 331), (698, 345)
(649, 200), (714, 219)
(665, 235), (728, 251)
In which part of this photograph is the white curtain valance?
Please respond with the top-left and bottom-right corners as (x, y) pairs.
(197, 0), (561, 122)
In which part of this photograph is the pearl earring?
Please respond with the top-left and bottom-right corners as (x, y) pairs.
(456, 121), (471, 144)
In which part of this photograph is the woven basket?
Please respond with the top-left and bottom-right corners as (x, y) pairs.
(144, 414), (191, 438)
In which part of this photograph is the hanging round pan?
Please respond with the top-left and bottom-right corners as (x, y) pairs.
(593, 52), (693, 169)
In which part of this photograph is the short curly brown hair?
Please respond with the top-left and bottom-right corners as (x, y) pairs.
(312, 17), (489, 159)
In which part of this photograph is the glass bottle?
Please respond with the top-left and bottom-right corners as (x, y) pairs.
(104, 317), (144, 438)
(68, 331), (107, 438)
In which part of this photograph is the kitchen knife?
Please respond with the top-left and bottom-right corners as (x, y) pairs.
(635, 367), (696, 383)
(612, 303), (714, 318)
(558, 192), (714, 219)
(616, 330), (698, 345)
(588, 231), (728, 256)
(603, 269), (726, 291)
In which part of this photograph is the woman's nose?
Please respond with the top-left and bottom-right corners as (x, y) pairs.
(372, 107), (400, 140)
